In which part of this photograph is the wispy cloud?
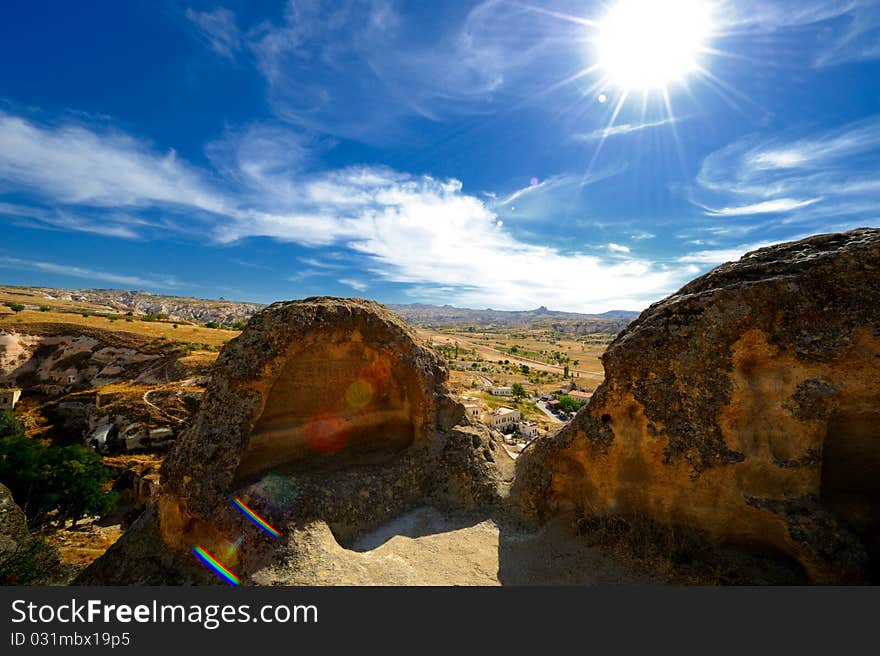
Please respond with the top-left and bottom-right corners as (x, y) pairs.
(0, 112), (227, 212)
(607, 243), (631, 254)
(186, 7), (242, 60)
(716, 0), (880, 67)
(0, 202), (142, 239)
(695, 116), (880, 230)
(575, 117), (679, 142)
(704, 197), (822, 216)
(243, 0), (590, 142)
(490, 167), (628, 223)
(676, 240), (780, 266)
(339, 278), (368, 292)
(0, 256), (179, 288)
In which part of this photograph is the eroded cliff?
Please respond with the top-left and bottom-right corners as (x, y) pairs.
(515, 228), (880, 583)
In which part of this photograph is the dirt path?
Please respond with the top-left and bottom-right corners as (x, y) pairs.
(252, 507), (665, 586)
(142, 387), (186, 424)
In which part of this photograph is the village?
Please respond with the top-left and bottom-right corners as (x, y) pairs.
(458, 382), (593, 456)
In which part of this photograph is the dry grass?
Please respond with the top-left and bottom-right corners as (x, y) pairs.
(0, 307), (238, 347)
(424, 327), (611, 395)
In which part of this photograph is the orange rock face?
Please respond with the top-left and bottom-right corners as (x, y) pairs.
(516, 229), (880, 583)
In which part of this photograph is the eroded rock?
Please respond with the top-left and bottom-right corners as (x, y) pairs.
(0, 482), (28, 555)
(78, 298), (511, 584)
(515, 228), (880, 583)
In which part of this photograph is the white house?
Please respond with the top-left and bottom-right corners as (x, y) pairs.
(0, 388), (22, 411)
(519, 421), (540, 439)
(488, 406), (521, 429)
(490, 386), (513, 397)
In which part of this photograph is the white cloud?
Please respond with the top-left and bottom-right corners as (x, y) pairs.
(0, 109), (696, 312)
(245, 0), (591, 142)
(575, 117), (679, 142)
(715, 0), (880, 67)
(695, 116), (880, 229)
(607, 243), (631, 253)
(705, 197), (822, 216)
(186, 7), (242, 60)
(0, 112), (227, 212)
(676, 240), (778, 266)
(339, 278), (368, 292)
(0, 256), (179, 288)
(0, 202), (142, 239)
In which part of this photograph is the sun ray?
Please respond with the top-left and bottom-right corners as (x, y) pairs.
(512, 2), (602, 29)
(585, 88), (630, 179)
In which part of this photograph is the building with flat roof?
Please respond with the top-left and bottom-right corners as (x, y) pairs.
(488, 406), (520, 430)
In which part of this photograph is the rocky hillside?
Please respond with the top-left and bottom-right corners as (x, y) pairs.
(37, 288), (265, 325)
(388, 303), (639, 333)
(515, 228), (880, 583)
(3, 285), (637, 333)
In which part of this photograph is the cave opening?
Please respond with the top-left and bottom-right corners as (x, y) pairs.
(820, 411), (880, 579)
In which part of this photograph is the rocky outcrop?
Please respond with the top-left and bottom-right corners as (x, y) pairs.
(515, 228), (880, 583)
(0, 483), (28, 556)
(78, 298), (512, 584)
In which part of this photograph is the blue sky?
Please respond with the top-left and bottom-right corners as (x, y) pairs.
(0, 0), (878, 311)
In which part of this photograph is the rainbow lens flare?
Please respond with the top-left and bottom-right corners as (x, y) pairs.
(233, 496), (282, 538)
(193, 546), (240, 586)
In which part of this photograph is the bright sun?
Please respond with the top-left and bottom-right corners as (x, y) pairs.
(595, 0), (713, 92)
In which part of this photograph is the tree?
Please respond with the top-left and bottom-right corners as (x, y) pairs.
(511, 382), (526, 399)
(0, 412), (116, 528)
(5, 303), (25, 313)
(556, 395), (585, 414)
(520, 364), (530, 375)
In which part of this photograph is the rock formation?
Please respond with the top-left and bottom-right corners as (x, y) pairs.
(0, 482), (28, 556)
(78, 298), (512, 584)
(516, 228), (880, 583)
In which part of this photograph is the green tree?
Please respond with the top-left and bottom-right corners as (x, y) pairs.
(556, 395), (585, 414)
(5, 303), (25, 313)
(0, 412), (116, 528)
(511, 382), (526, 399)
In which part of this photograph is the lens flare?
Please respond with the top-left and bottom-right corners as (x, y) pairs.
(305, 411), (349, 454)
(251, 472), (299, 511)
(345, 378), (374, 409)
(193, 546), (240, 586)
(232, 497), (282, 539)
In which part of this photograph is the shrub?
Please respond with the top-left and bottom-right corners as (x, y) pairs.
(204, 321), (220, 329)
(5, 303), (25, 313)
(38, 306), (51, 312)
(0, 412), (116, 528)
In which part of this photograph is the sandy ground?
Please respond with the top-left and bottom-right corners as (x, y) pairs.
(253, 507), (665, 586)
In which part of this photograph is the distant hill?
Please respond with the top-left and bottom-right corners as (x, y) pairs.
(1, 286), (639, 333)
(387, 303), (640, 334)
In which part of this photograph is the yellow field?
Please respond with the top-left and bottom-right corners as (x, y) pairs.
(0, 306), (239, 347)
